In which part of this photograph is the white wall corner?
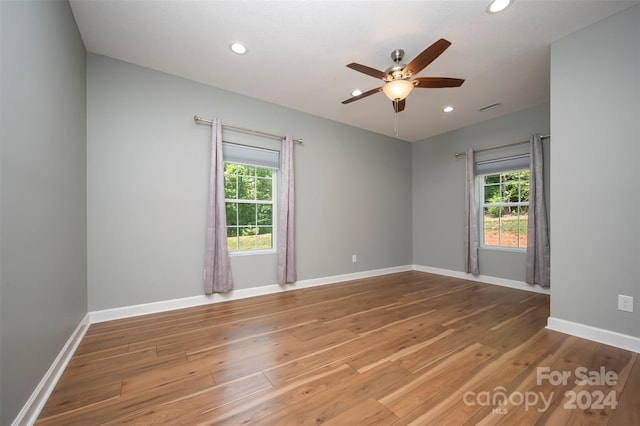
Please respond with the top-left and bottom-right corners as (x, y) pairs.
(547, 317), (640, 354)
(12, 314), (91, 426)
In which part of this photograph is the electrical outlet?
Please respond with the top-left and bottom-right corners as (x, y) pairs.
(618, 295), (633, 312)
(352, 254), (357, 263)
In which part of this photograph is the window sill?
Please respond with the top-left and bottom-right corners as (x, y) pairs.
(480, 246), (526, 253)
(229, 249), (277, 257)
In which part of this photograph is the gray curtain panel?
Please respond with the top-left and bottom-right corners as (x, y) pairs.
(277, 136), (296, 285)
(464, 148), (479, 275)
(526, 134), (550, 287)
(204, 118), (234, 294)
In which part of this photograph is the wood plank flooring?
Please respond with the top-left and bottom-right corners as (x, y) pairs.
(36, 271), (640, 425)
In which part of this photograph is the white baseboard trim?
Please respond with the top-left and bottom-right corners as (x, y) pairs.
(12, 314), (91, 426)
(90, 264), (413, 323)
(415, 265), (639, 354)
(547, 317), (640, 354)
(412, 264), (551, 295)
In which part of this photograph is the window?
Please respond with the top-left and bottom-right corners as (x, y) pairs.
(222, 143), (279, 254)
(478, 155), (529, 250)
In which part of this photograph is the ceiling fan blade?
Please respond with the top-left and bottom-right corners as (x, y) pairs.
(402, 38), (452, 77)
(346, 63), (389, 80)
(393, 99), (406, 113)
(341, 87), (384, 104)
(413, 77), (465, 88)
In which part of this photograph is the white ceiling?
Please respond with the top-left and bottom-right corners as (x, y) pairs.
(69, 0), (639, 142)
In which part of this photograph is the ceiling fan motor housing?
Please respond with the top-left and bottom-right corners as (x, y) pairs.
(386, 49), (408, 80)
(391, 49), (405, 63)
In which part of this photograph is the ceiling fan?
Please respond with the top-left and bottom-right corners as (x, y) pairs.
(341, 38), (465, 113)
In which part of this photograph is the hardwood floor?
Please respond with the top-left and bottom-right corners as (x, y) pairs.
(36, 271), (639, 425)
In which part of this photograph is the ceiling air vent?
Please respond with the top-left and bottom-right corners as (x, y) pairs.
(478, 102), (501, 112)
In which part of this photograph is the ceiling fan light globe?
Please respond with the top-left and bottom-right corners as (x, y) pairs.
(382, 80), (414, 101)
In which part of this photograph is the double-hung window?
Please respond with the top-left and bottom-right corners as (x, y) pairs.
(223, 143), (278, 254)
(477, 154), (529, 250)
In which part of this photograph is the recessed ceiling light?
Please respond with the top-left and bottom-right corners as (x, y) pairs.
(443, 106), (455, 113)
(229, 42), (248, 55)
(486, 0), (513, 14)
(351, 89), (363, 97)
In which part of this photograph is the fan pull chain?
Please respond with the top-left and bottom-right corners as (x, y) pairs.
(394, 101), (399, 136)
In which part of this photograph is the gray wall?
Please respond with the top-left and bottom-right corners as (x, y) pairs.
(412, 103), (550, 286)
(87, 54), (413, 311)
(0, 1), (87, 423)
(2, 2), (637, 422)
(550, 4), (639, 337)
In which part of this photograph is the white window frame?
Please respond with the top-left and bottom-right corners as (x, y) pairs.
(223, 143), (279, 256)
(477, 154), (530, 252)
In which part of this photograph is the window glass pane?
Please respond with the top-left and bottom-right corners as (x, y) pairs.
(238, 176), (256, 200)
(519, 206), (529, 248)
(484, 183), (500, 203)
(505, 172), (521, 202)
(484, 203), (503, 219)
(484, 175), (502, 204)
(239, 227), (258, 250)
(227, 227), (239, 252)
(501, 171), (519, 183)
(520, 180), (529, 202)
(484, 174), (499, 185)
(237, 203), (256, 226)
(257, 227), (272, 249)
(224, 163), (237, 174)
(258, 226), (272, 236)
(503, 182), (518, 203)
(257, 204), (272, 225)
(256, 178), (272, 201)
(499, 183), (508, 202)
(256, 167), (272, 178)
(240, 226), (258, 237)
(226, 203), (238, 226)
(483, 207), (500, 246)
(499, 215), (519, 248)
(224, 174), (237, 199)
